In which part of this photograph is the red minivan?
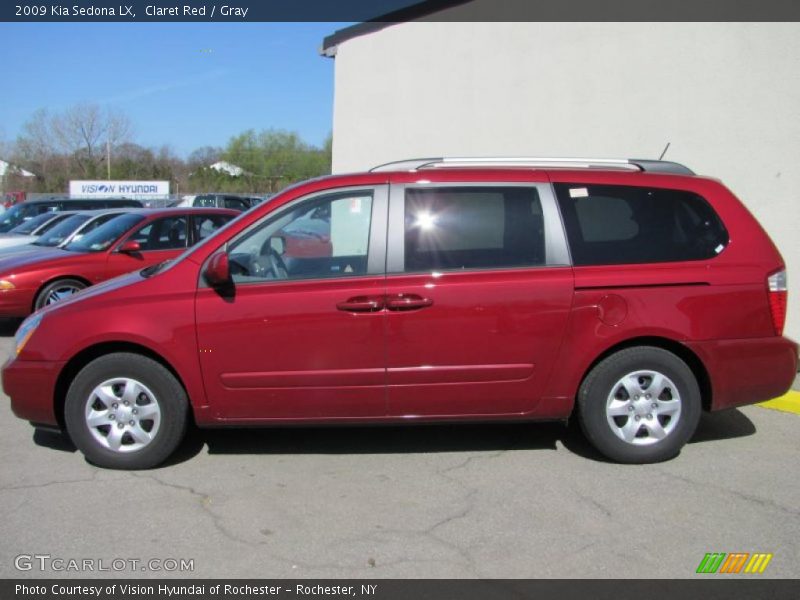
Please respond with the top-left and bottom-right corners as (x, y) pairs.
(3, 158), (797, 469)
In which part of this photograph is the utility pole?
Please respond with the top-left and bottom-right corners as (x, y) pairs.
(106, 138), (111, 180)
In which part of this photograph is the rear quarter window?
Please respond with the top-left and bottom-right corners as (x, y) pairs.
(554, 183), (729, 266)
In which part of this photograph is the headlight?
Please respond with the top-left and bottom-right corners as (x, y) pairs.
(0, 279), (15, 291)
(14, 313), (42, 356)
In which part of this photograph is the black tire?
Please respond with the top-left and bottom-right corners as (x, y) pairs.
(576, 346), (701, 464)
(34, 278), (87, 310)
(64, 353), (188, 470)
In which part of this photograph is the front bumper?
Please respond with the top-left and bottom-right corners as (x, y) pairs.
(686, 336), (798, 411)
(0, 288), (35, 318)
(2, 356), (65, 426)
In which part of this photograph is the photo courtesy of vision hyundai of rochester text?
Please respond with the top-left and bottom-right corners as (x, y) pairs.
(2, 158), (797, 469)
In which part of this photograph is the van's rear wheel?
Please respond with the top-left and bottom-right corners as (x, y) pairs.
(64, 353), (188, 470)
(577, 347), (701, 463)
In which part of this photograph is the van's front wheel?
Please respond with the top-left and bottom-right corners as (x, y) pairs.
(64, 353), (188, 469)
(577, 347), (701, 463)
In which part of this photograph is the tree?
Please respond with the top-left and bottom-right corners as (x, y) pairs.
(217, 129), (332, 193)
(51, 104), (132, 178)
(11, 103), (332, 196)
(14, 103), (133, 185)
(187, 146), (223, 170)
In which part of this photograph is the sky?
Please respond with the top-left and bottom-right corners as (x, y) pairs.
(1, 22), (355, 157)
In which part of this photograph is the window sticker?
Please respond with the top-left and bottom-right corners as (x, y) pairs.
(569, 187), (589, 198)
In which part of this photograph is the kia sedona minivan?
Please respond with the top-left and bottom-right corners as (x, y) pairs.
(3, 157), (797, 469)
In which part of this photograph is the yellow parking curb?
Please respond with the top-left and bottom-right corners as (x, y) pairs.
(759, 390), (800, 415)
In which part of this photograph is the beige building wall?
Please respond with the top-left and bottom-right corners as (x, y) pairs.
(329, 21), (800, 341)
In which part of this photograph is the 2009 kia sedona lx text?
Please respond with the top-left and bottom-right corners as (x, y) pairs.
(3, 158), (797, 469)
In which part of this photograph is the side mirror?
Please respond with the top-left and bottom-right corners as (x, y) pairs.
(203, 251), (231, 287)
(119, 240), (141, 254)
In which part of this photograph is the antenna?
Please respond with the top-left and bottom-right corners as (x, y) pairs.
(659, 142), (671, 160)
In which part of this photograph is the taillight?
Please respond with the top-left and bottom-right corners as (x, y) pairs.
(767, 269), (787, 335)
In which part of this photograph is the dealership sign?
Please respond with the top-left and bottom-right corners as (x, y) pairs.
(69, 180), (170, 198)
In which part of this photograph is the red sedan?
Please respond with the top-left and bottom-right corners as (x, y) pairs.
(0, 208), (236, 317)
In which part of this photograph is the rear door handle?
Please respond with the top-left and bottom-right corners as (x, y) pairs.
(336, 296), (384, 312)
(386, 294), (434, 311)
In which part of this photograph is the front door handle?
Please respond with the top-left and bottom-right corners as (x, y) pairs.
(386, 294), (434, 311)
(337, 296), (384, 312)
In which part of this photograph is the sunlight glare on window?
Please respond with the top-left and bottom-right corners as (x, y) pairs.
(414, 211), (438, 230)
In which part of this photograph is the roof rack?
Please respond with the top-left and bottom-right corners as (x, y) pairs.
(369, 157), (695, 176)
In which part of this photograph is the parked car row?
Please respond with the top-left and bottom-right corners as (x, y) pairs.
(0, 197), (144, 233)
(1, 159), (796, 471)
(0, 207), (237, 316)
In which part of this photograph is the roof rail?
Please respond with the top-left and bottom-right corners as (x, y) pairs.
(369, 157), (695, 176)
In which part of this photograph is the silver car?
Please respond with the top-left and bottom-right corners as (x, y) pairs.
(0, 211), (78, 250)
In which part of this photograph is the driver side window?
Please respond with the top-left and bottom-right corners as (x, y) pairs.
(228, 190), (374, 284)
(129, 216), (188, 251)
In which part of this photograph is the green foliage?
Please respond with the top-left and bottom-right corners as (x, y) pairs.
(7, 103), (332, 196)
(214, 128), (331, 193)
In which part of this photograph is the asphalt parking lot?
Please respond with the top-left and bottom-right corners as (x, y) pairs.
(0, 320), (798, 579)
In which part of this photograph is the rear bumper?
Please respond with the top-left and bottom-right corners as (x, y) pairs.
(2, 356), (64, 426)
(686, 336), (798, 411)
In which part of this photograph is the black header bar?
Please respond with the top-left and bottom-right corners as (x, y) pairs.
(4, 0), (800, 23)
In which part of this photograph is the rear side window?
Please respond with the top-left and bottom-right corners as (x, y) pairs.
(193, 213), (233, 241)
(130, 216), (188, 250)
(194, 196), (217, 208)
(404, 186), (545, 272)
(223, 197), (248, 211)
(554, 183), (729, 266)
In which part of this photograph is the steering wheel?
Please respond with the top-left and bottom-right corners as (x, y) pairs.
(251, 249), (288, 280)
(267, 248), (289, 279)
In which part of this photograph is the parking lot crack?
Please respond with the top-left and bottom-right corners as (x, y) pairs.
(0, 471), (98, 491)
(660, 471), (800, 517)
(411, 451), (509, 577)
(129, 473), (268, 548)
(570, 487), (613, 518)
(439, 450), (507, 477)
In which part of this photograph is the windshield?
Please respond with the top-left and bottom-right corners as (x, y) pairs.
(0, 204), (40, 233)
(9, 212), (58, 235)
(33, 214), (91, 247)
(63, 214), (145, 253)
